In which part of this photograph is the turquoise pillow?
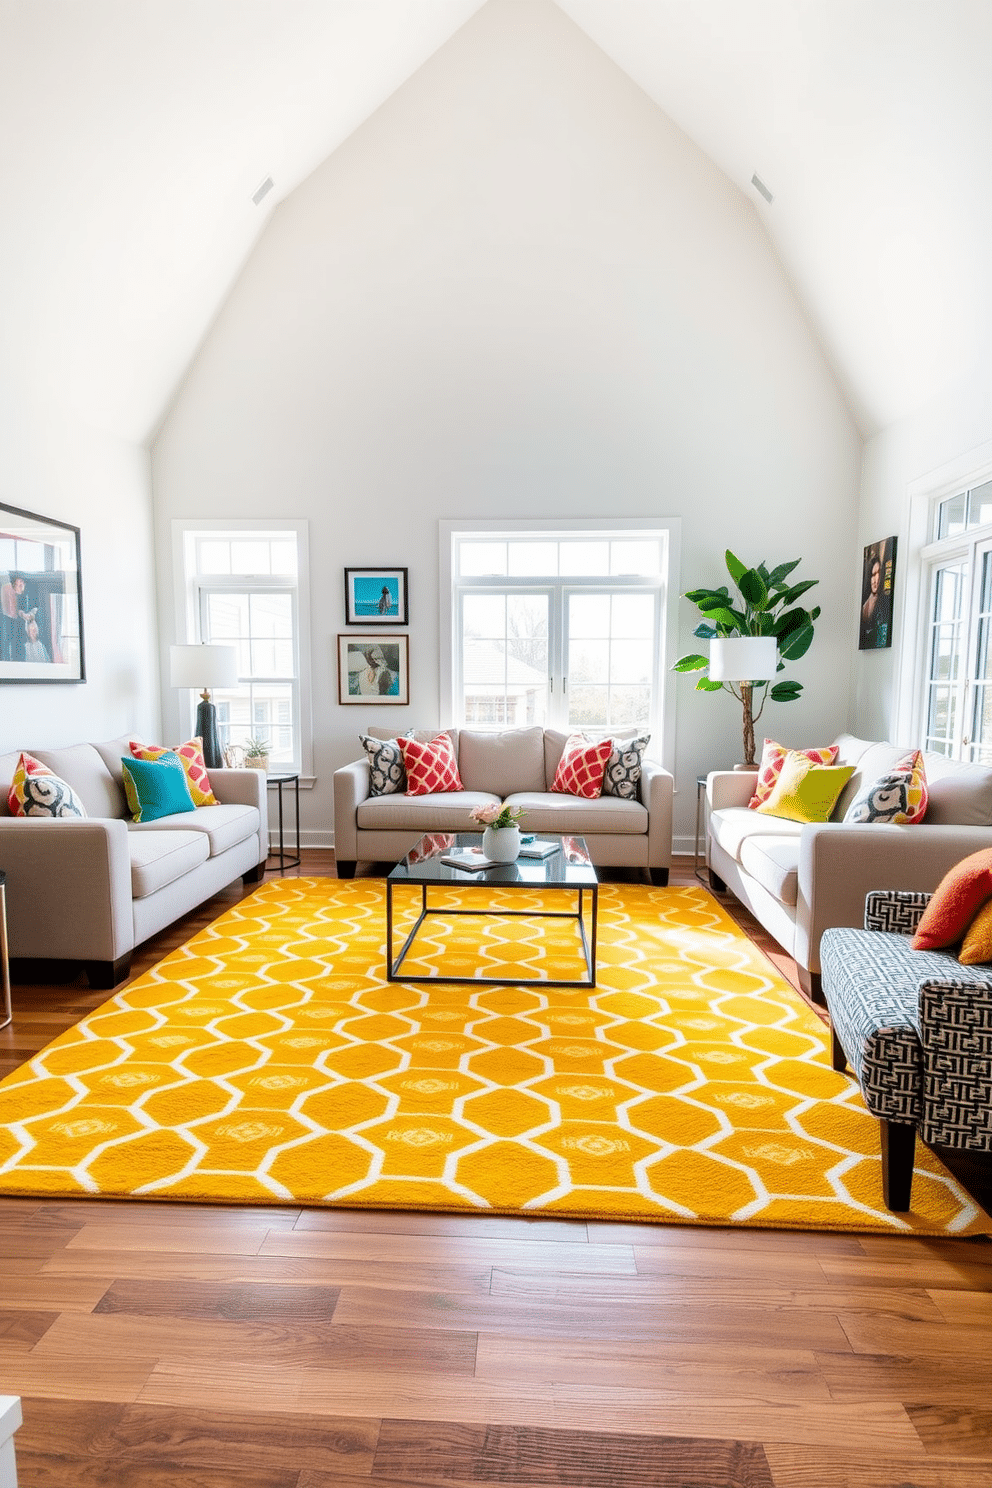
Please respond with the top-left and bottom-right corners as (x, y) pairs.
(121, 751), (196, 823)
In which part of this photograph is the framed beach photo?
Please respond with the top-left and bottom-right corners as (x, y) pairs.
(0, 502), (85, 683)
(344, 567), (409, 625)
(858, 536), (897, 650)
(338, 634), (410, 705)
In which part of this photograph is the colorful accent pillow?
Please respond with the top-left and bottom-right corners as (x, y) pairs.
(121, 752), (197, 823)
(129, 737), (218, 806)
(957, 898), (992, 964)
(754, 754), (854, 823)
(360, 733), (410, 796)
(398, 733), (463, 796)
(843, 749), (928, 825)
(552, 735), (613, 798)
(7, 752), (87, 818)
(748, 738), (839, 809)
(600, 734), (650, 800)
(911, 848), (992, 951)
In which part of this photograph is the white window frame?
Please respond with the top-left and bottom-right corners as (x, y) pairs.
(898, 442), (992, 754)
(171, 519), (314, 781)
(439, 518), (681, 774)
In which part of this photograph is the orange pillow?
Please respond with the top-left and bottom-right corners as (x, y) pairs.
(748, 738), (839, 809)
(551, 735), (612, 798)
(129, 737), (218, 807)
(911, 848), (992, 951)
(958, 898), (992, 964)
(398, 733), (463, 796)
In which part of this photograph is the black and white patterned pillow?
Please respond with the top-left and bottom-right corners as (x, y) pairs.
(601, 734), (650, 799)
(360, 733), (409, 796)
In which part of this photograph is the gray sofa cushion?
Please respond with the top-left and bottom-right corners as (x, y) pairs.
(357, 790), (499, 831)
(924, 752), (992, 826)
(31, 744), (128, 819)
(128, 802), (260, 855)
(128, 829), (210, 897)
(738, 834), (801, 907)
(458, 727), (546, 796)
(709, 806), (803, 862)
(503, 791), (647, 835)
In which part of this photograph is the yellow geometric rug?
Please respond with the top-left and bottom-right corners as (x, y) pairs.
(0, 878), (987, 1235)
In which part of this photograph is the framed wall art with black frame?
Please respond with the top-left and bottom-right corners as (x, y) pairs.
(344, 567), (409, 625)
(858, 536), (896, 650)
(337, 634), (410, 705)
(0, 502), (85, 683)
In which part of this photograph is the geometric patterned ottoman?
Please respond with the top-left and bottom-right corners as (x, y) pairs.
(821, 890), (992, 1212)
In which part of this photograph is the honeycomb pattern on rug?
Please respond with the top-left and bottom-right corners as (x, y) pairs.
(0, 880), (986, 1235)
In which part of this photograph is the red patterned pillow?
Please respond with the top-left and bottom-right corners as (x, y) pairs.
(748, 738), (839, 809)
(551, 735), (612, 798)
(399, 733), (463, 796)
(129, 737), (218, 807)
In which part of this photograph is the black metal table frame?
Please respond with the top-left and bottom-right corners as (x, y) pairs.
(386, 879), (599, 988)
(266, 773), (301, 871)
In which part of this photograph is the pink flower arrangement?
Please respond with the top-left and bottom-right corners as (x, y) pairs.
(470, 801), (525, 830)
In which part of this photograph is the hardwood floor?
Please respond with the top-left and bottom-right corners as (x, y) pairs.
(1, 853), (990, 1487)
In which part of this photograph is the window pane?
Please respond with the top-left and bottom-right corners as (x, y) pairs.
(610, 592), (655, 636)
(610, 540), (660, 576)
(508, 542), (557, 576)
(205, 592), (249, 640)
(507, 594), (548, 675)
(249, 593), (292, 639)
(460, 543), (507, 576)
(568, 594), (611, 637)
(231, 541), (271, 574)
(198, 541), (230, 574)
(570, 638), (609, 682)
(938, 492), (967, 538)
(270, 542), (298, 576)
(569, 684), (608, 727)
(560, 541), (609, 576)
(463, 593), (506, 638)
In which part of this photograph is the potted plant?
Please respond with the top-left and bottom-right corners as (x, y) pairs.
(672, 551), (820, 767)
(470, 801), (526, 862)
(243, 736), (270, 772)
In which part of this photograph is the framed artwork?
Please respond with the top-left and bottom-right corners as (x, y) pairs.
(0, 502), (85, 683)
(338, 634), (409, 705)
(344, 567), (409, 625)
(859, 536), (897, 650)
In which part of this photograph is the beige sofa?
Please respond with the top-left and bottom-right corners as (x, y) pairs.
(333, 726), (673, 883)
(706, 732), (992, 999)
(0, 736), (268, 988)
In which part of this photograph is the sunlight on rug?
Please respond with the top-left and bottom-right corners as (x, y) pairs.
(0, 878), (987, 1235)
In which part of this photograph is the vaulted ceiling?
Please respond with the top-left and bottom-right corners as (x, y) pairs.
(2, 0), (988, 443)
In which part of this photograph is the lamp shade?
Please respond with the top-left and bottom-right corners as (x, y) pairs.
(709, 636), (778, 682)
(170, 644), (238, 690)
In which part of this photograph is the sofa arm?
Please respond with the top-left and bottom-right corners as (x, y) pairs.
(864, 889), (932, 936)
(919, 975), (992, 1150)
(0, 816), (134, 962)
(208, 768), (269, 866)
(640, 759), (674, 870)
(333, 758), (371, 862)
(707, 770), (757, 811)
(796, 822), (992, 974)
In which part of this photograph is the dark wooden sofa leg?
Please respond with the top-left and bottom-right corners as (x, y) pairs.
(798, 966), (824, 1005)
(830, 1026), (847, 1072)
(880, 1119), (917, 1212)
(707, 868), (726, 893)
(336, 860), (356, 880)
(84, 954), (132, 990)
(650, 867), (669, 887)
(242, 863), (266, 885)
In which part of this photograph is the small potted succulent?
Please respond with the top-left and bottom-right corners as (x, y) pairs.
(470, 801), (526, 862)
(243, 736), (270, 772)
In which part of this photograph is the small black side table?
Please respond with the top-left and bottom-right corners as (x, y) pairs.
(0, 870), (11, 1030)
(694, 776), (709, 886)
(266, 774), (301, 871)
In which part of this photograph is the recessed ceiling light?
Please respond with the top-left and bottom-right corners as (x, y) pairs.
(751, 173), (774, 204)
(252, 176), (274, 207)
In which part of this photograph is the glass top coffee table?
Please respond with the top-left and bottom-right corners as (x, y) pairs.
(386, 832), (599, 988)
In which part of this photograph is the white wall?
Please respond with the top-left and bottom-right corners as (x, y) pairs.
(855, 364), (992, 744)
(153, 0), (862, 851)
(0, 408), (160, 755)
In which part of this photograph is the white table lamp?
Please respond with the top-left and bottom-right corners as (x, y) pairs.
(170, 643), (239, 769)
(709, 635), (778, 767)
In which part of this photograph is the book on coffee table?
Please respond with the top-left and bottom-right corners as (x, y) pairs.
(518, 839), (560, 858)
(440, 846), (498, 871)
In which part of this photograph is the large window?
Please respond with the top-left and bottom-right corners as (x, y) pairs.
(442, 523), (677, 750)
(920, 479), (992, 763)
(174, 523), (311, 775)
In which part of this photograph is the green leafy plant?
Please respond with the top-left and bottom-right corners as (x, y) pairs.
(243, 736), (270, 761)
(672, 551), (820, 765)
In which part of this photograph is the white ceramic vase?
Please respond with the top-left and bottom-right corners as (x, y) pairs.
(482, 825), (521, 863)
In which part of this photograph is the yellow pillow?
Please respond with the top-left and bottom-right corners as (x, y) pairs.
(755, 753), (854, 823)
(958, 897), (992, 964)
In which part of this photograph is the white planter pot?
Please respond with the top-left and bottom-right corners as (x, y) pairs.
(482, 825), (521, 862)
